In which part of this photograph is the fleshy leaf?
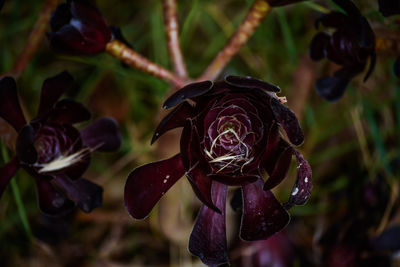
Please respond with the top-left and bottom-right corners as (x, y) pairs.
(53, 176), (103, 213)
(0, 157), (19, 199)
(263, 147), (293, 190)
(189, 181), (229, 267)
(80, 117), (121, 152)
(286, 149), (312, 207)
(16, 124), (37, 164)
(225, 75), (280, 92)
(163, 81), (213, 109)
(151, 102), (194, 144)
(0, 77), (26, 131)
(270, 98), (304, 146)
(208, 173), (259, 186)
(124, 153), (185, 219)
(262, 122), (280, 173)
(37, 71), (74, 116)
(241, 178), (290, 241)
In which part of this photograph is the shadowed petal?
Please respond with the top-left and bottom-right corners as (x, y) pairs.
(35, 179), (75, 216)
(208, 173), (259, 186)
(225, 75), (280, 92)
(262, 122), (280, 173)
(309, 32), (330, 61)
(241, 178), (290, 241)
(53, 176), (103, 213)
(0, 77), (26, 131)
(379, 0), (400, 17)
(16, 124), (37, 164)
(80, 117), (121, 152)
(37, 71), (74, 117)
(264, 147), (293, 190)
(48, 99), (91, 124)
(315, 76), (349, 102)
(151, 102), (194, 144)
(163, 81), (213, 109)
(270, 98), (304, 146)
(0, 158), (19, 199)
(287, 149), (312, 207)
(189, 181), (229, 267)
(124, 154), (185, 219)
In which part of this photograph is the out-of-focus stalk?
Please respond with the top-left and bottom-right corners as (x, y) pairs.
(9, 0), (59, 77)
(199, 0), (271, 81)
(163, 0), (188, 79)
(106, 40), (187, 88)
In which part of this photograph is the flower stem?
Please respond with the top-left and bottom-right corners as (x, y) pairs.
(106, 40), (187, 88)
(163, 0), (188, 79)
(1, 145), (32, 241)
(199, 0), (271, 81)
(9, 0), (59, 77)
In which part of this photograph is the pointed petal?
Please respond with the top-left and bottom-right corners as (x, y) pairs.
(35, 179), (75, 216)
(0, 158), (19, 199)
(124, 153), (185, 219)
(163, 81), (213, 109)
(208, 173), (259, 186)
(37, 71), (74, 116)
(315, 12), (348, 29)
(53, 176), (103, 213)
(241, 178), (290, 241)
(0, 77), (26, 131)
(270, 98), (304, 146)
(189, 181), (229, 267)
(151, 102), (194, 144)
(16, 124), (37, 164)
(80, 117), (121, 152)
(225, 75), (280, 92)
(286, 149), (312, 207)
(48, 99), (91, 124)
(263, 147), (293, 190)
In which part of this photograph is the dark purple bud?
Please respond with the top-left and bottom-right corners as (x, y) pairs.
(48, 0), (112, 55)
(0, 158), (19, 199)
(189, 181), (229, 267)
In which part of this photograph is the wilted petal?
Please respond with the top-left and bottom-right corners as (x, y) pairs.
(48, 99), (91, 124)
(378, 0), (400, 17)
(124, 154), (185, 219)
(315, 76), (349, 102)
(270, 98), (304, 146)
(225, 75), (280, 92)
(35, 179), (75, 216)
(287, 149), (312, 207)
(263, 147), (293, 190)
(80, 117), (121, 152)
(0, 77), (26, 131)
(37, 71), (74, 116)
(189, 181), (229, 267)
(152, 102), (194, 144)
(53, 176), (103, 213)
(309, 32), (330, 61)
(241, 178), (290, 241)
(163, 80), (213, 109)
(16, 124), (37, 164)
(0, 158), (19, 199)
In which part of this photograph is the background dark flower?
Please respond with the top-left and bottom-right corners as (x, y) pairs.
(48, 0), (112, 55)
(378, 0), (400, 17)
(0, 71), (121, 216)
(124, 76), (311, 266)
(309, 0), (376, 101)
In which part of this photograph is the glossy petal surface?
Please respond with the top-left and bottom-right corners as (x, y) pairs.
(80, 117), (121, 152)
(241, 178), (290, 241)
(189, 181), (229, 267)
(287, 149), (312, 206)
(0, 77), (26, 131)
(0, 158), (19, 199)
(124, 154), (185, 219)
(263, 147), (293, 190)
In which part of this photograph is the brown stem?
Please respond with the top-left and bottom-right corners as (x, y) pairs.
(9, 0), (59, 77)
(106, 40), (187, 88)
(199, 0), (271, 81)
(163, 0), (188, 79)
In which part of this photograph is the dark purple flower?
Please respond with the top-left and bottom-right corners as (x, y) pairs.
(309, 0), (376, 101)
(264, 0), (306, 7)
(124, 76), (312, 266)
(0, 71), (121, 216)
(378, 0), (400, 17)
(47, 0), (112, 55)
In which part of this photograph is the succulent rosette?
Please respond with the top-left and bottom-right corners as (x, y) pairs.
(48, 0), (112, 55)
(124, 76), (312, 266)
(0, 71), (121, 216)
(309, 0), (376, 101)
